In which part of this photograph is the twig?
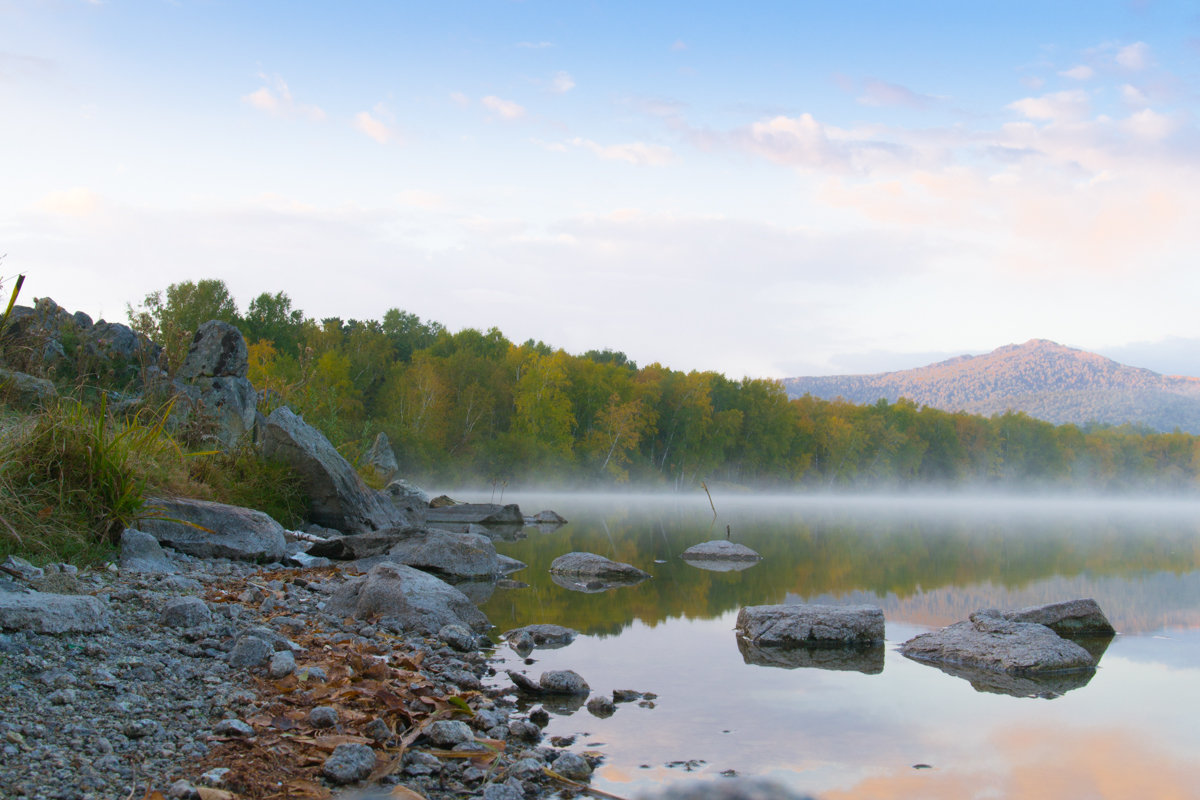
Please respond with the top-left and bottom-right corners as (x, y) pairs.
(701, 481), (717, 518)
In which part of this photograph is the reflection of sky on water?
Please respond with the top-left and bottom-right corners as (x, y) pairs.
(476, 492), (1200, 798)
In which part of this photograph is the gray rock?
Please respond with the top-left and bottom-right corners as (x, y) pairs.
(324, 563), (490, 634)
(310, 706), (339, 728)
(81, 320), (159, 365)
(439, 624), (477, 652)
(381, 529), (499, 579)
(261, 407), (417, 534)
(170, 375), (259, 449)
(138, 496), (287, 562)
(586, 694), (616, 718)
(1002, 598), (1116, 637)
(549, 552), (650, 583)
(214, 718), (254, 737)
(322, 742), (376, 784)
(0, 591), (109, 633)
(427, 719), (474, 748)
(496, 554), (527, 576)
(228, 635), (273, 668)
(735, 604), (885, 647)
(159, 596), (211, 628)
(2, 555), (43, 582)
(0, 367), (57, 410)
(176, 320), (248, 380)
(737, 637), (884, 674)
(268, 650), (297, 678)
(900, 610), (1096, 674)
(526, 510), (567, 524)
(362, 432), (399, 482)
(681, 540), (762, 561)
(552, 751), (592, 780)
(509, 669), (590, 696)
(638, 779), (816, 800)
(120, 528), (180, 574)
(425, 503), (524, 525)
(483, 781), (525, 800)
(502, 624), (578, 649)
(384, 478), (431, 506)
(306, 529), (421, 560)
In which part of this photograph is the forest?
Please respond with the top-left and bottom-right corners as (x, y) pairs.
(128, 279), (1200, 493)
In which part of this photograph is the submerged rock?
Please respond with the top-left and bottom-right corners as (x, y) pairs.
(735, 604), (885, 647)
(682, 540), (761, 562)
(549, 552), (651, 580)
(502, 624), (579, 649)
(900, 610), (1095, 675)
(507, 668), (590, 696)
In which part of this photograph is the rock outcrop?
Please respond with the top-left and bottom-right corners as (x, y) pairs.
(900, 609), (1096, 675)
(1002, 598), (1115, 637)
(169, 321), (258, 448)
(137, 496), (288, 563)
(362, 431), (399, 483)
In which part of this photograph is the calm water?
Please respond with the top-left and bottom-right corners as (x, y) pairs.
(458, 491), (1200, 800)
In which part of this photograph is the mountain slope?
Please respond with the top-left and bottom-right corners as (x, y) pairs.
(782, 339), (1200, 433)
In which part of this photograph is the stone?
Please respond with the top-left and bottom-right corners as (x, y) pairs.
(309, 706), (339, 728)
(322, 742), (376, 785)
(439, 624), (477, 652)
(176, 320), (248, 380)
(737, 637), (883, 674)
(138, 496), (288, 562)
(427, 720), (475, 748)
(170, 376), (259, 449)
(362, 432), (399, 482)
(268, 650), (297, 678)
(261, 407), (417, 534)
(586, 695), (616, 718)
(526, 510), (567, 524)
(306, 529), (421, 560)
(549, 552), (651, 583)
(228, 635), (273, 668)
(508, 669), (590, 696)
(384, 478), (431, 506)
(1002, 599), (1116, 637)
(213, 719), (254, 737)
(681, 540), (762, 562)
(120, 528), (180, 574)
(0, 367), (57, 410)
(324, 563), (490, 634)
(425, 503), (525, 525)
(900, 610), (1096, 674)
(735, 604), (885, 647)
(2, 555), (43, 582)
(552, 751), (593, 781)
(0, 591), (109, 633)
(159, 597), (211, 628)
(379, 529), (500, 579)
(502, 624), (578, 649)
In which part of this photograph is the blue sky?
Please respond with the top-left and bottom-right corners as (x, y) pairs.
(5, 1), (1200, 377)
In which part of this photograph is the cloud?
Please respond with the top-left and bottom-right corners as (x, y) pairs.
(1121, 83), (1150, 107)
(567, 137), (674, 166)
(353, 103), (398, 144)
(1007, 89), (1090, 122)
(241, 74), (325, 121)
(34, 187), (102, 217)
(549, 70), (575, 93)
(1116, 41), (1150, 69)
(1059, 65), (1094, 80)
(482, 95), (525, 119)
(857, 79), (937, 109)
(396, 190), (447, 210)
(1123, 108), (1177, 142)
(449, 91), (470, 107)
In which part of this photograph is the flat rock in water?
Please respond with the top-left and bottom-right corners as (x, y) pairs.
(900, 610), (1096, 674)
(425, 503), (524, 525)
(325, 562), (490, 634)
(0, 591), (110, 634)
(507, 668), (590, 695)
(736, 604), (885, 647)
(305, 528), (419, 560)
(139, 496), (288, 563)
(737, 637), (883, 674)
(549, 552), (651, 580)
(1002, 598), (1116, 637)
(526, 510), (567, 524)
(503, 624), (578, 649)
(682, 540), (762, 561)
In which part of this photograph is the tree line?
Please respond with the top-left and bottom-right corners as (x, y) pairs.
(130, 279), (1200, 491)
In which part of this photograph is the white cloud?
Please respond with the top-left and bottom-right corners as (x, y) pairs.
(568, 137), (674, 166)
(396, 189), (447, 209)
(1121, 84), (1150, 107)
(1059, 65), (1094, 80)
(857, 79), (936, 109)
(449, 91), (470, 107)
(353, 103), (398, 144)
(550, 70), (575, 93)
(1021, 75), (1046, 90)
(740, 114), (843, 169)
(1123, 108), (1177, 142)
(34, 187), (102, 217)
(241, 74), (325, 121)
(1007, 89), (1090, 122)
(1116, 41), (1150, 70)
(482, 95), (525, 119)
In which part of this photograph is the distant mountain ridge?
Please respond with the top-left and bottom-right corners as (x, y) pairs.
(782, 339), (1200, 434)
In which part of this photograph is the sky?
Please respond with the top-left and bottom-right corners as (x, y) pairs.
(4, 1), (1200, 379)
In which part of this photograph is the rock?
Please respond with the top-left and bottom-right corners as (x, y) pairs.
(2, 555), (44, 582)
(427, 720), (475, 748)
(735, 604), (885, 647)
(159, 596), (212, 628)
(324, 563), (490, 634)
(425, 503), (524, 526)
(439, 624), (477, 652)
(214, 718), (254, 737)
(549, 552), (651, 582)
(919, 657), (1099, 699)
(306, 529), (421, 560)
(310, 706), (339, 728)
(737, 637), (883, 674)
(1002, 599), (1116, 637)
(638, 779), (816, 800)
(261, 407), (418, 534)
(138, 496), (288, 562)
(508, 669), (590, 696)
(170, 375), (259, 449)
(0, 591), (109, 633)
(322, 742), (376, 785)
(497, 554), (527, 575)
(681, 540), (761, 562)
(81, 320), (160, 366)
(268, 650), (297, 678)
(228, 635), (273, 668)
(900, 610), (1096, 674)
(586, 695), (616, 718)
(502, 624), (578, 649)
(526, 510), (567, 524)
(362, 432), (399, 482)
(176, 320), (248, 380)
(378, 529), (500, 579)
(0, 367), (57, 410)
(552, 751), (592, 781)
(384, 478), (431, 506)
(429, 494), (458, 508)
(119, 528), (180, 574)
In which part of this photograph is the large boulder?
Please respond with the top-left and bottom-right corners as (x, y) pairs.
(0, 591), (110, 634)
(548, 552), (651, 593)
(682, 540), (761, 566)
(1003, 599), (1116, 637)
(170, 376), (258, 448)
(735, 604), (885, 647)
(137, 496), (288, 562)
(176, 320), (248, 380)
(900, 610), (1096, 675)
(324, 563), (490, 634)
(119, 528), (180, 574)
(379, 529), (500, 579)
(362, 432), (399, 483)
(260, 406), (419, 533)
(0, 367), (58, 410)
(425, 503), (524, 526)
(305, 528), (420, 560)
(384, 478), (431, 506)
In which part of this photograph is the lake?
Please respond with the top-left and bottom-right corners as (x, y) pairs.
(461, 491), (1200, 800)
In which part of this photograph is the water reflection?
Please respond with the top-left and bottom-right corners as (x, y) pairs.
(737, 638), (885, 674)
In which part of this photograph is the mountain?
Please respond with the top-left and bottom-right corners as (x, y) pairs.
(782, 339), (1200, 433)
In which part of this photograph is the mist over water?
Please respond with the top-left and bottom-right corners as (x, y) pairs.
(453, 489), (1200, 799)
